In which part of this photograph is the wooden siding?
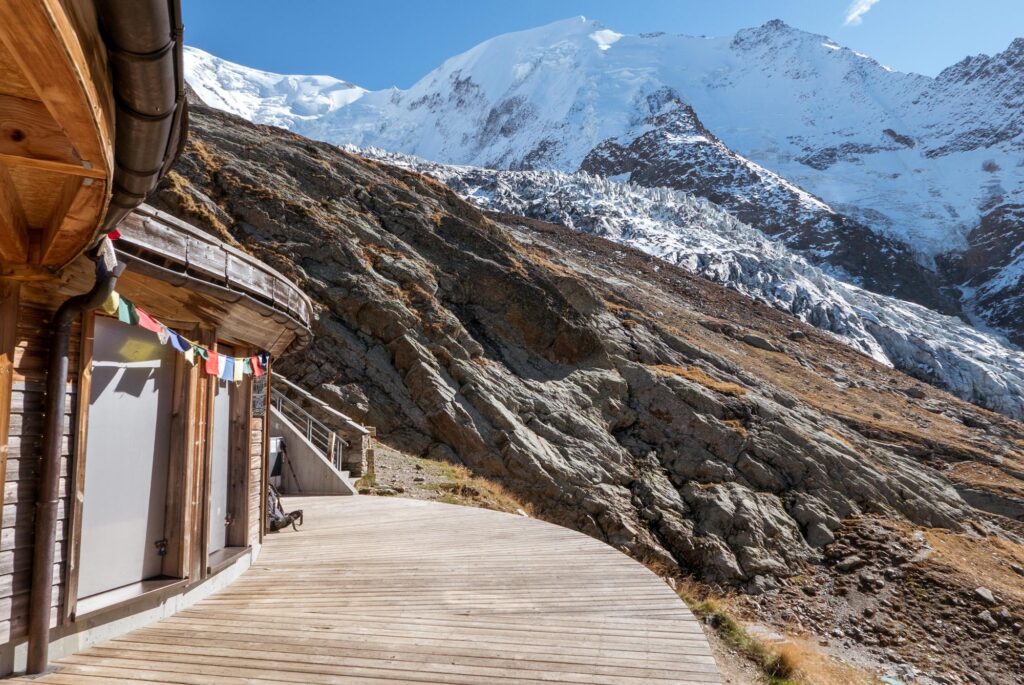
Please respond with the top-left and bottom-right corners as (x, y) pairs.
(248, 414), (263, 548)
(0, 300), (78, 641)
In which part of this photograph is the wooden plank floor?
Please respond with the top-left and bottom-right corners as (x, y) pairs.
(19, 496), (721, 684)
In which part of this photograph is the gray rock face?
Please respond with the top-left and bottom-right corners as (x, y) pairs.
(154, 105), (1024, 586)
(360, 152), (1024, 421)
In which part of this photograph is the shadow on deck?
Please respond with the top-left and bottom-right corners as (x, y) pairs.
(16, 496), (722, 684)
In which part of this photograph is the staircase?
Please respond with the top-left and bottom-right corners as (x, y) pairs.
(269, 387), (360, 496)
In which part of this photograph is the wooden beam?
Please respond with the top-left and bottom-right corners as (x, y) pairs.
(62, 311), (94, 623)
(193, 330), (217, 583)
(40, 176), (106, 266)
(259, 369), (271, 542)
(0, 153), (105, 180)
(0, 165), (28, 264)
(163, 328), (200, 581)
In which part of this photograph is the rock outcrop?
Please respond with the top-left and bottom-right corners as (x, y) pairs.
(154, 105), (1024, 591)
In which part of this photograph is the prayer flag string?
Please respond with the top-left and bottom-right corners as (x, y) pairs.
(102, 290), (270, 382)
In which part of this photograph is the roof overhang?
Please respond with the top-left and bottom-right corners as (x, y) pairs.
(43, 205), (313, 356)
(0, 0), (187, 278)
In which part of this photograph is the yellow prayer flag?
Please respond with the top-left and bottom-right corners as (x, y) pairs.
(101, 291), (120, 316)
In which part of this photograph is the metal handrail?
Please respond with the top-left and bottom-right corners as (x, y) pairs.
(271, 387), (346, 471)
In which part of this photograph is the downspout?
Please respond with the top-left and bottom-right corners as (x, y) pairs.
(26, 257), (126, 674)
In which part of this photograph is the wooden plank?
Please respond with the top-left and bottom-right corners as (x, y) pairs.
(62, 311), (93, 622)
(193, 330), (216, 582)
(0, 165), (28, 263)
(163, 334), (199, 581)
(0, 95), (81, 167)
(9, 497), (721, 683)
(0, 282), (18, 516)
(0, 41), (37, 101)
(41, 175), (107, 266)
(258, 370), (270, 540)
(0, 153), (105, 180)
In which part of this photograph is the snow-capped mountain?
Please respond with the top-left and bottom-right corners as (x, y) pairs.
(362, 147), (1024, 420)
(185, 47), (366, 129)
(183, 20), (1024, 346)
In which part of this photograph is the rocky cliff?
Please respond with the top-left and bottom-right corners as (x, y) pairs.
(154, 105), (1024, 595)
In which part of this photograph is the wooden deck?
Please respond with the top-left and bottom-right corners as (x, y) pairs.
(18, 496), (721, 684)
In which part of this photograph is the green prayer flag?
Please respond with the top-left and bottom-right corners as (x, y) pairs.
(242, 358), (253, 375)
(117, 298), (139, 325)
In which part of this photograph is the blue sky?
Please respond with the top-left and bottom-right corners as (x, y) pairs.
(183, 1), (1024, 89)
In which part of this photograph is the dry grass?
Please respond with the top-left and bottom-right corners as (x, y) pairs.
(163, 172), (231, 238)
(723, 418), (748, 439)
(775, 640), (880, 685)
(651, 364), (748, 397)
(367, 445), (533, 517)
(673, 578), (879, 685)
(924, 528), (1024, 605)
(429, 462), (533, 515)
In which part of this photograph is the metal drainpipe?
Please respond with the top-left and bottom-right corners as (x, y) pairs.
(26, 259), (127, 674)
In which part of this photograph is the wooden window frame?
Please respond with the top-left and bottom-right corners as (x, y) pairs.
(198, 339), (253, 578)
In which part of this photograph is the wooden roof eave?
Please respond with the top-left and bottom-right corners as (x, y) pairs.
(0, 0), (115, 271)
(110, 206), (313, 355)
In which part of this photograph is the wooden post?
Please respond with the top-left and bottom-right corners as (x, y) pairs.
(162, 327), (199, 580)
(260, 365), (271, 541)
(193, 328), (216, 581)
(226, 347), (251, 548)
(61, 310), (93, 623)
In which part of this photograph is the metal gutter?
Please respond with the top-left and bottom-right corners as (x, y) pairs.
(95, 0), (188, 232)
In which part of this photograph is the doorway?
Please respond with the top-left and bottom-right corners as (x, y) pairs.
(208, 373), (232, 555)
(77, 316), (175, 600)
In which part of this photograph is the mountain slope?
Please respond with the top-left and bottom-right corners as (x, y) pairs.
(362, 148), (1024, 420)
(183, 19), (1024, 341)
(154, 105), (1024, 682)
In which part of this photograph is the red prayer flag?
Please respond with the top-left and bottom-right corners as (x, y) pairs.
(204, 351), (219, 376)
(251, 355), (264, 377)
(135, 307), (162, 334)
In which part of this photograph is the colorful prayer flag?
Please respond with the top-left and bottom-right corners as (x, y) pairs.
(116, 298), (138, 325)
(184, 347), (195, 366)
(250, 355), (263, 377)
(219, 355), (234, 381)
(157, 326), (170, 345)
(170, 332), (190, 353)
(205, 352), (219, 376)
(233, 358), (244, 382)
(101, 291), (120, 316)
(96, 236), (117, 276)
(136, 307), (162, 334)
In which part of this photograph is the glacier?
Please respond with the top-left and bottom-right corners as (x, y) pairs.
(361, 148), (1024, 420)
